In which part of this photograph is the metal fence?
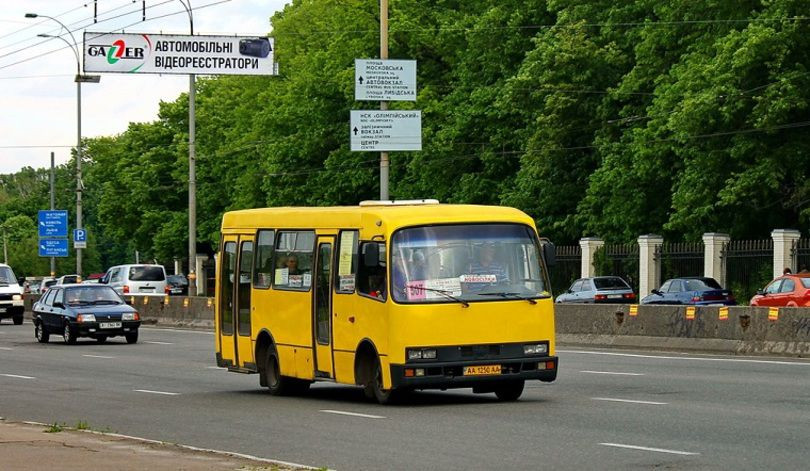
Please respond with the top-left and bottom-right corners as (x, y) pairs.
(594, 244), (639, 292)
(724, 239), (772, 302)
(549, 245), (581, 295)
(658, 242), (704, 284)
(794, 238), (810, 273)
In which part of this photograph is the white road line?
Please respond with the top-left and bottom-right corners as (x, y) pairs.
(1, 374), (35, 380)
(144, 341), (173, 345)
(134, 389), (180, 396)
(600, 443), (699, 456)
(559, 349), (810, 366)
(580, 370), (644, 376)
(206, 366), (221, 369)
(0, 347), (12, 350)
(320, 409), (386, 419)
(140, 327), (214, 335)
(592, 397), (667, 405)
(82, 354), (115, 359)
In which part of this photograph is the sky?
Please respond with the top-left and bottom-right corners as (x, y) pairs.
(0, 0), (290, 173)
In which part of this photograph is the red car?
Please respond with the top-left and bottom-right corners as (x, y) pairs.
(750, 274), (810, 307)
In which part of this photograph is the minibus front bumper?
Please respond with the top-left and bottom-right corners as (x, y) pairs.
(389, 356), (558, 390)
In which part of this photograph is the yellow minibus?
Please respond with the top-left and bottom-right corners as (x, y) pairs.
(215, 200), (557, 403)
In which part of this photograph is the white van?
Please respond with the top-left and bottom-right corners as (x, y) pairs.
(0, 263), (24, 324)
(101, 264), (168, 296)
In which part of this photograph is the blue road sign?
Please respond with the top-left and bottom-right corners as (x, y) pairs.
(38, 210), (68, 238)
(73, 228), (87, 242)
(39, 239), (69, 257)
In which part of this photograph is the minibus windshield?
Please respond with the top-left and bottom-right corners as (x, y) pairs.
(390, 224), (549, 304)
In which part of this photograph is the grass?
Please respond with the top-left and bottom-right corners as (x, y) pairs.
(44, 422), (64, 433)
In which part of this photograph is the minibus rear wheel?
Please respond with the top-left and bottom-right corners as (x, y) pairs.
(264, 347), (309, 396)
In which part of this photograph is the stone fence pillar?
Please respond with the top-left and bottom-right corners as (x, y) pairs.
(195, 254), (209, 296)
(702, 233), (730, 286)
(638, 234), (663, 298)
(771, 229), (800, 279)
(579, 237), (604, 279)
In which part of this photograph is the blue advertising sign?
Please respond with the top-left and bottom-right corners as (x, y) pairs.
(39, 239), (69, 257)
(38, 210), (68, 238)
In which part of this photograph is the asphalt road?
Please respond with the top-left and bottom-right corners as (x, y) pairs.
(2, 320), (809, 470)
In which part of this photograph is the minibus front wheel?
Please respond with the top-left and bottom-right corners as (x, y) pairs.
(365, 357), (402, 405)
(494, 380), (525, 401)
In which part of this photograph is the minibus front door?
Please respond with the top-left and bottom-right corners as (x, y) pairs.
(312, 238), (335, 378)
(218, 238), (238, 367)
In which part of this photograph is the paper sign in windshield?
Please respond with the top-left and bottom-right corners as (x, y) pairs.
(459, 274), (497, 283)
(406, 278), (462, 301)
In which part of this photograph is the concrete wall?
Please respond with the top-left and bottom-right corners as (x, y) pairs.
(555, 304), (810, 356)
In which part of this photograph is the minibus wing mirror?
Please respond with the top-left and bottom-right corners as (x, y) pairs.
(363, 243), (380, 268)
(542, 242), (556, 267)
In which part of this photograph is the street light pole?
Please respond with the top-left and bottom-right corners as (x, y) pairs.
(27, 13), (98, 279)
(177, 0), (198, 296)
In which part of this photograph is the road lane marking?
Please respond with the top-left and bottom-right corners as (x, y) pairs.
(0, 347), (12, 350)
(206, 366), (221, 369)
(593, 397), (667, 405)
(140, 327), (214, 335)
(320, 409), (386, 419)
(560, 349), (810, 366)
(144, 341), (173, 345)
(1, 374), (35, 379)
(82, 354), (115, 359)
(600, 443), (699, 456)
(134, 389), (180, 396)
(581, 370), (644, 376)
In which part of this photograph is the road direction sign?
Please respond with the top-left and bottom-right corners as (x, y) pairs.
(38, 210), (68, 238)
(350, 110), (422, 152)
(73, 229), (87, 249)
(39, 239), (69, 257)
(355, 59), (417, 101)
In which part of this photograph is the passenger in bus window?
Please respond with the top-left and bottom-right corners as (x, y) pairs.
(285, 254), (302, 275)
(469, 244), (509, 282)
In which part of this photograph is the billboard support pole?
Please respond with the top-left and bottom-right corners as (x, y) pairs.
(379, 0), (389, 200)
(50, 152), (55, 276)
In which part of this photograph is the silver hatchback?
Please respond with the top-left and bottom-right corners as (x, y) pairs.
(555, 276), (636, 303)
(101, 264), (167, 296)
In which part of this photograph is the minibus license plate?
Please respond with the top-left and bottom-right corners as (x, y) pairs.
(463, 365), (501, 376)
(100, 322), (122, 329)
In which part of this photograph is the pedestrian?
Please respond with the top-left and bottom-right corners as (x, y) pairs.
(783, 267), (792, 275)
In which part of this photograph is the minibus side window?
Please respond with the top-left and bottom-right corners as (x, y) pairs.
(357, 241), (386, 301)
(335, 230), (358, 294)
(273, 231), (315, 291)
(253, 230), (275, 289)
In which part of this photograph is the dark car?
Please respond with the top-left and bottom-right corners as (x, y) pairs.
(640, 277), (736, 306)
(32, 284), (141, 344)
(166, 274), (189, 295)
(555, 276), (636, 303)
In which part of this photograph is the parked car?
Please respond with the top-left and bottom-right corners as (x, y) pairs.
(32, 284), (140, 344)
(0, 263), (24, 325)
(641, 277), (736, 305)
(750, 274), (810, 307)
(27, 280), (41, 294)
(555, 276), (636, 303)
(101, 264), (167, 296)
(166, 274), (189, 295)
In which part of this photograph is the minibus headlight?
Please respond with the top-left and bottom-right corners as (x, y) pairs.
(407, 348), (438, 361)
(523, 344), (547, 355)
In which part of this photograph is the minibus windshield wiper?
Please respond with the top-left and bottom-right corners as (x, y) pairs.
(477, 291), (540, 305)
(406, 285), (469, 308)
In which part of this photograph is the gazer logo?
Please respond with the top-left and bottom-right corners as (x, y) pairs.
(86, 34), (151, 72)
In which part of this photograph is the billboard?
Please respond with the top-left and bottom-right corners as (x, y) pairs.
(83, 32), (276, 76)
